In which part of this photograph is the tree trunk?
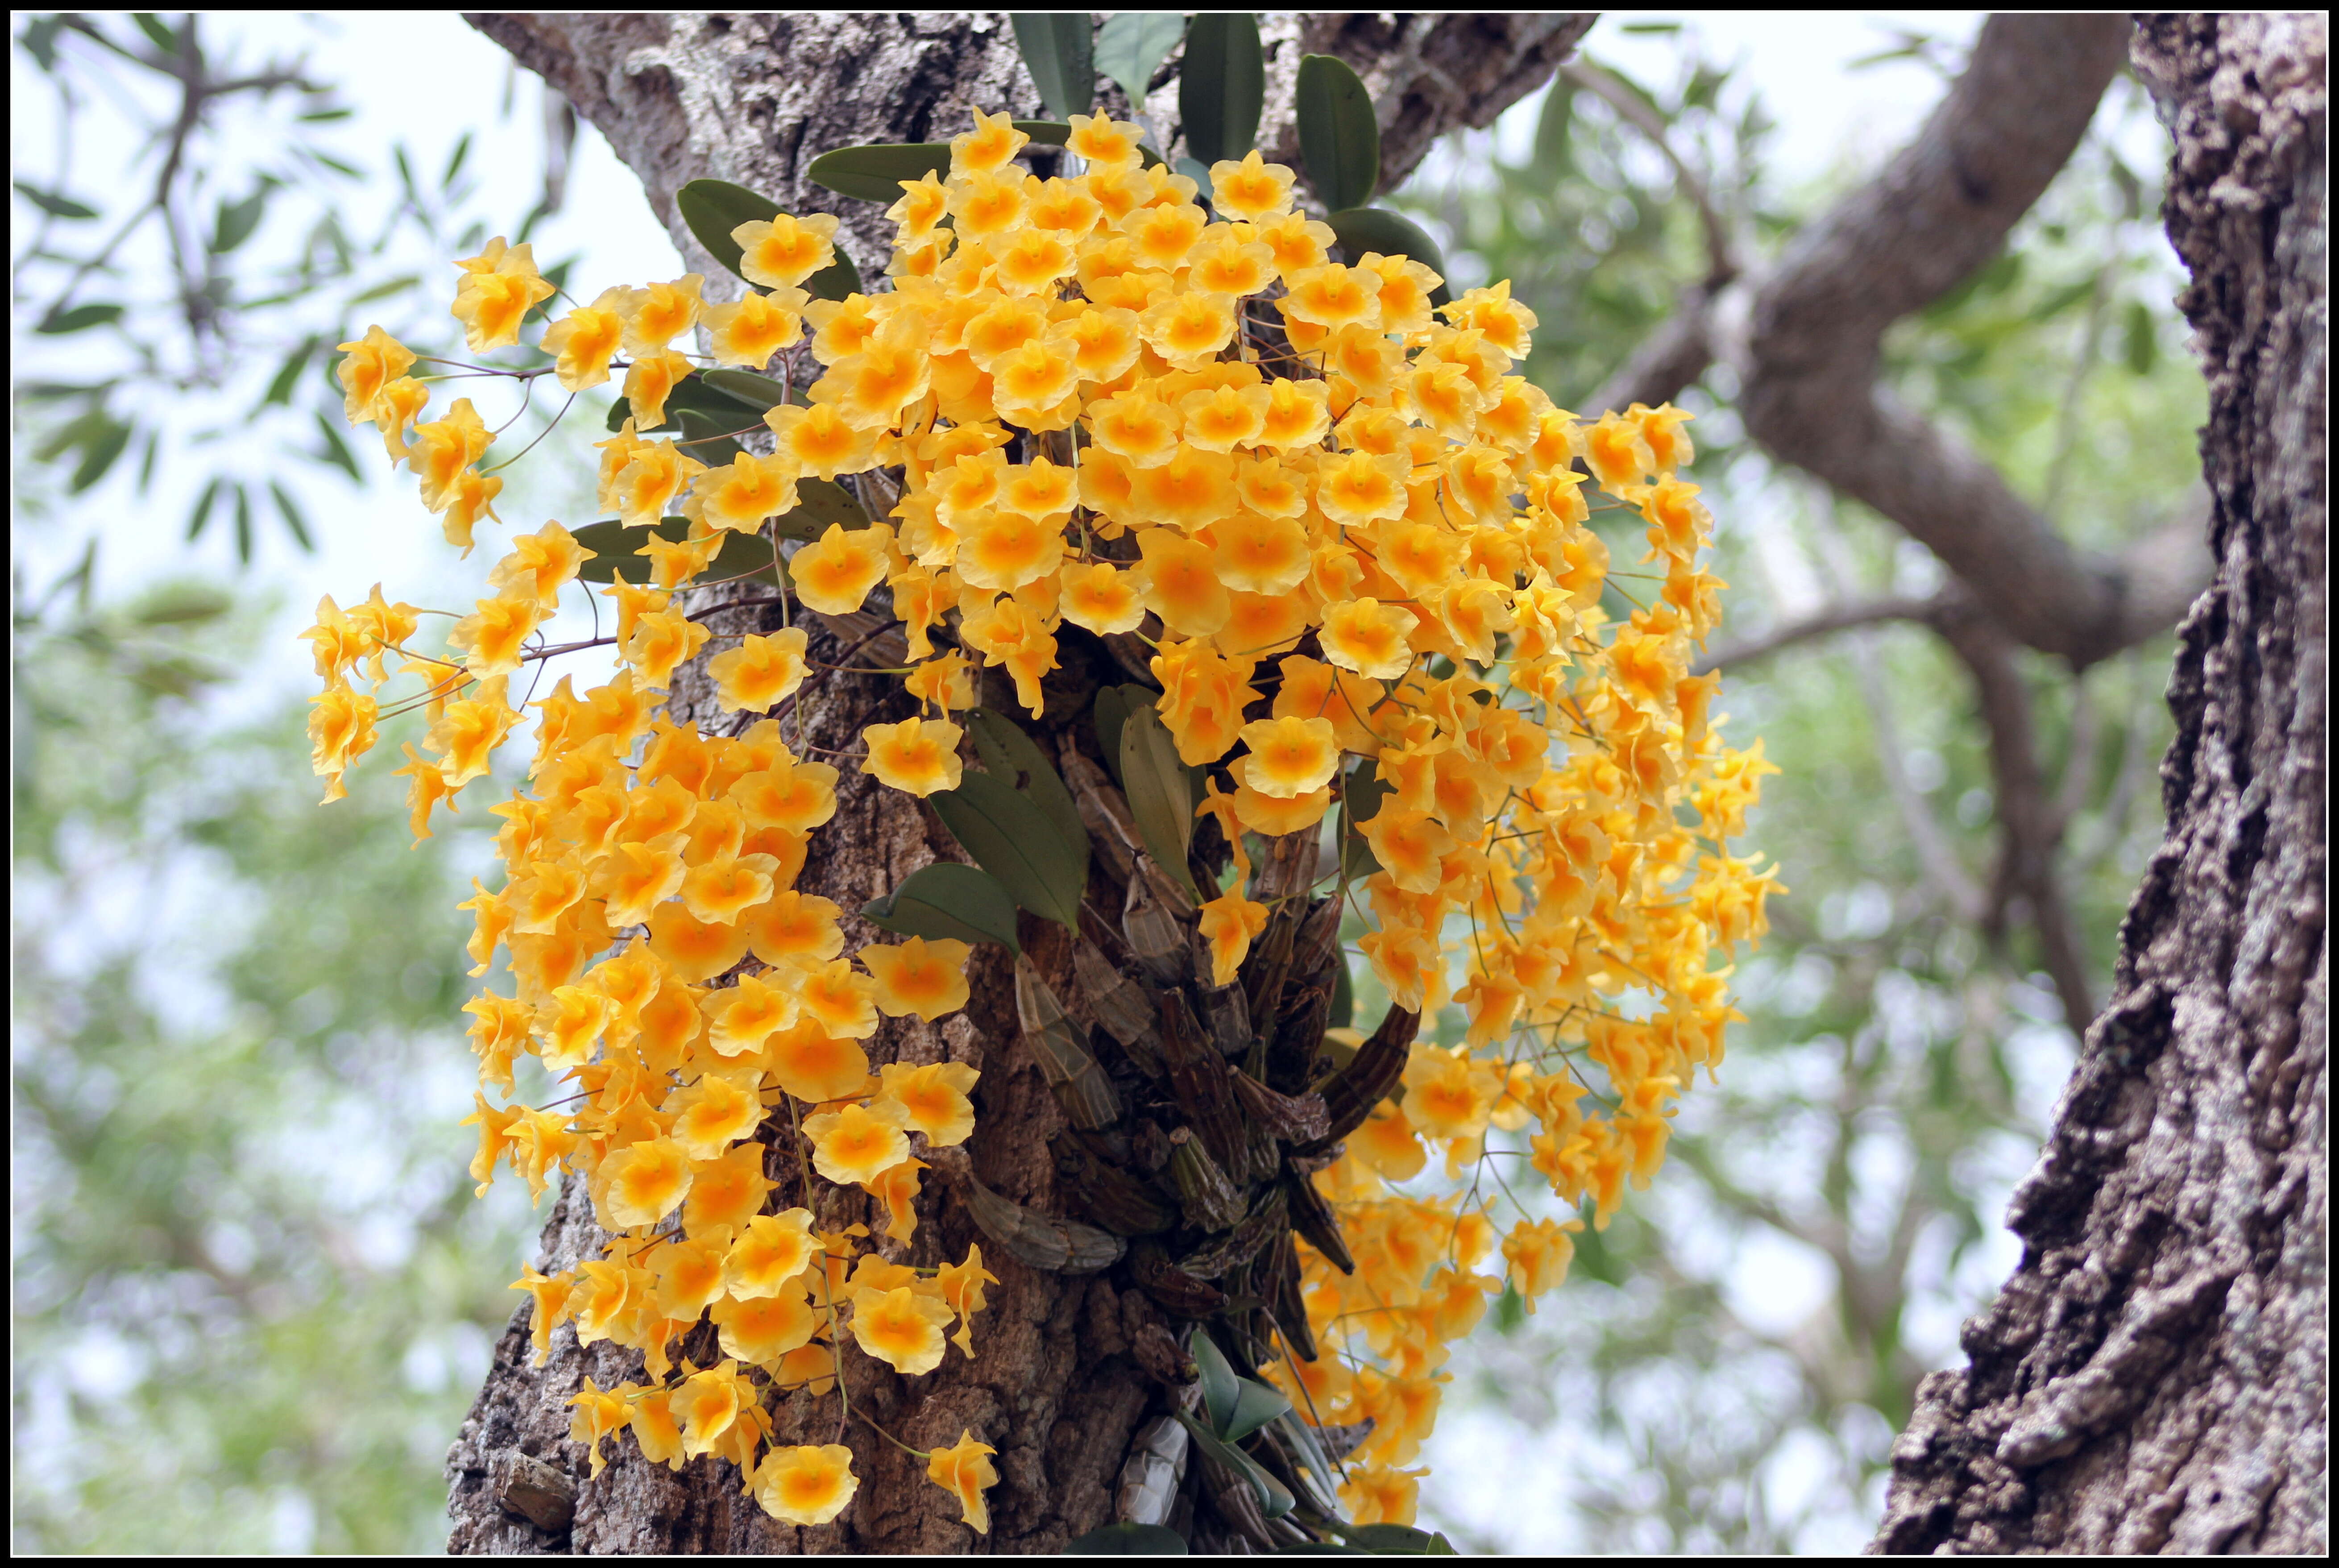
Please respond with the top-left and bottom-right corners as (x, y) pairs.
(443, 12), (1588, 1553)
(1870, 14), (2326, 1555)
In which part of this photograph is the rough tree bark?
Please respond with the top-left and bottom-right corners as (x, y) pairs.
(1870, 14), (2326, 1554)
(441, 12), (1589, 1554)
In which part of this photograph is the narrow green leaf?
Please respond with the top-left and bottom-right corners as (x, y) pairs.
(1327, 1523), (1459, 1555)
(700, 369), (792, 412)
(966, 707), (1088, 879)
(232, 484), (253, 564)
(802, 250), (862, 303)
(673, 405), (747, 468)
(1179, 13), (1264, 165)
(603, 371), (781, 435)
(1324, 207), (1451, 308)
(1119, 701), (1200, 900)
(186, 477), (225, 541)
(1223, 1377), (1294, 1442)
(1092, 684), (1135, 788)
(807, 143), (954, 204)
(269, 480), (314, 552)
(132, 584), (232, 625)
(132, 13), (176, 53)
(929, 770), (1086, 929)
(297, 106), (353, 123)
(1012, 13), (1095, 123)
(212, 189), (267, 254)
(1295, 54), (1380, 213)
(21, 15), (63, 70)
(1098, 12), (1185, 109)
(441, 130), (472, 190)
(312, 410), (363, 482)
(1532, 75), (1576, 173)
(675, 178), (782, 287)
(1339, 759), (1389, 884)
(13, 181), (98, 220)
(777, 477), (872, 539)
(1190, 1329), (1240, 1436)
(262, 336), (318, 408)
(37, 303), (124, 335)
(1171, 1410), (1297, 1521)
(348, 273), (418, 305)
(68, 418), (132, 494)
(862, 862), (1022, 953)
(1062, 1522), (1189, 1554)
(135, 429), (159, 495)
(2122, 299), (2157, 375)
(571, 515), (780, 586)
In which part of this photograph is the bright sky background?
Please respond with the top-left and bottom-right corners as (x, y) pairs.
(11, 11), (2154, 1553)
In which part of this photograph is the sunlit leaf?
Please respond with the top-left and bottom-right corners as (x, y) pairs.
(1179, 13), (1262, 165)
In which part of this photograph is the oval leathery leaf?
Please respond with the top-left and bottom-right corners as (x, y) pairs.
(1097, 12), (1185, 114)
(1221, 1374), (1294, 1444)
(1093, 682), (1135, 787)
(772, 476), (872, 543)
(1189, 1325), (1241, 1436)
(808, 142), (954, 203)
(962, 1171), (1124, 1274)
(602, 369), (771, 435)
(1173, 1410), (1296, 1521)
(571, 515), (778, 587)
(862, 861), (1020, 953)
(1011, 14), (1093, 124)
(1063, 1522), (1190, 1554)
(699, 367), (792, 411)
(1324, 205), (1453, 309)
(1295, 54), (1380, 214)
(800, 248), (861, 303)
(932, 769), (1086, 929)
(966, 706), (1087, 876)
(675, 177), (780, 287)
(1178, 13), (1264, 166)
(672, 404), (746, 468)
(1118, 701), (1199, 900)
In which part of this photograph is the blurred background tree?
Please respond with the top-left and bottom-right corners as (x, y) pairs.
(11, 11), (2229, 1554)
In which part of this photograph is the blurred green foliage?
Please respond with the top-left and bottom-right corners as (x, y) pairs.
(11, 11), (571, 570)
(10, 578), (538, 1552)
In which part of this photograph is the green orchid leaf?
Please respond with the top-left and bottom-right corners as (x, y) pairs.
(1118, 700), (1200, 900)
(1172, 1410), (1298, 1521)
(1324, 206), (1453, 309)
(571, 515), (779, 587)
(675, 178), (781, 286)
(930, 769), (1086, 929)
(1062, 1521), (1190, 1554)
(1223, 1376), (1294, 1443)
(966, 707), (1089, 879)
(862, 862), (1021, 953)
(1296, 54), (1380, 213)
(1179, 13), (1264, 165)
(1099, 11), (1186, 111)
(1012, 13), (1095, 124)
